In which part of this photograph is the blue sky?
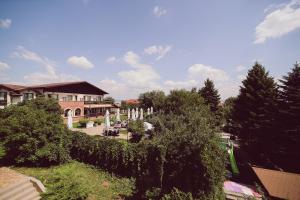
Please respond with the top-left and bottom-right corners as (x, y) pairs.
(0, 0), (300, 100)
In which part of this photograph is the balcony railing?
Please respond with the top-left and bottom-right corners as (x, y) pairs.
(84, 101), (105, 104)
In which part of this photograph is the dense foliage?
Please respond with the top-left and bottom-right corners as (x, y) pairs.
(198, 79), (221, 113)
(231, 63), (278, 158)
(103, 96), (115, 104)
(138, 90), (166, 112)
(127, 119), (145, 142)
(0, 97), (71, 166)
(276, 63), (300, 171)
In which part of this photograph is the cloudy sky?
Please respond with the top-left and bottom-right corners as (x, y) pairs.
(0, 0), (299, 100)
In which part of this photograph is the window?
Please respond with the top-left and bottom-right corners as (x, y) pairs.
(23, 93), (34, 101)
(64, 109), (72, 117)
(84, 96), (91, 101)
(67, 95), (73, 101)
(75, 108), (81, 116)
(74, 95), (78, 101)
(62, 97), (67, 101)
(0, 92), (7, 101)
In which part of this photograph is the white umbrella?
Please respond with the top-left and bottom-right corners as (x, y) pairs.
(140, 108), (143, 120)
(116, 108), (120, 122)
(105, 110), (110, 128)
(131, 108), (136, 120)
(136, 108), (139, 119)
(150, 107), (153, 114)
(127, 108), (131, 120)
(147, 108), (150, 115)
(67, 110), (73, 129)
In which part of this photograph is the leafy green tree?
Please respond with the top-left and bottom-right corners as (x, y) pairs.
(103, 96), (115, 104)
(0, 97), (71, 166)
(127, 120), (145, 143)
(232, 63), (278, 156)
(139, 90), (166, 112)
(198, 79), (221, 113)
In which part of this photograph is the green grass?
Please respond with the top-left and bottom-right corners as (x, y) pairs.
(14, 161), (135, 200)
(72, 122), (81, 128)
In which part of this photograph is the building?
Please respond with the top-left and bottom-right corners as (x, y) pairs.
(252, 167), (300, 200)
(0, 81), (118, 122)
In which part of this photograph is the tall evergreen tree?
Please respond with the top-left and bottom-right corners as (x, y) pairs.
(277, 63), (300, 171)
(279, 63), (300, 134)
(232, 63), (278, 156)
(198, 79), (220, 112)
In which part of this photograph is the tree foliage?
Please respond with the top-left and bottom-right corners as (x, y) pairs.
(139, 90), (166, 112)
(103, 96), (115, 104)
(0, 97), (71, 166)
(198, 79), (221, 113)
(231, 63), (278, 156)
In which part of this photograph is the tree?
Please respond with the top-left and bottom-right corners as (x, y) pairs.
(138, 90), (166, 112)
(103, 96), (115, 104)
(232, 63), (278, 157)
(279, 63), (300, 134)
(198, 79), (220, 113)
(223, 97), (236, 133)
(277, 63), (300, 172)
(0, 97), (71, 166)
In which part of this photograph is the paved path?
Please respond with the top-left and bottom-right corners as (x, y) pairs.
(71, 125), (131, 140)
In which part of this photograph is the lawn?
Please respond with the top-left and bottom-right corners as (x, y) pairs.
(14, 161), (135, 200)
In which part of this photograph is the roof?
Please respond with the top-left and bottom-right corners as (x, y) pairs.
(30, 81), (108, 95)
(252, 167), (300, 200)
(125, 99), (139, 104)
(1, 81), (108, 95)
(0, 84), (27, 92)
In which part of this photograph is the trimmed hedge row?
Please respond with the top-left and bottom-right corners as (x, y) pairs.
(70, 131), (166, 196)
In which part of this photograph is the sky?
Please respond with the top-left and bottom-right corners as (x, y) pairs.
(0, 0), (300, 100)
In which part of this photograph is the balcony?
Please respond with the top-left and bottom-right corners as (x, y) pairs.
(84, 101), (104, 104)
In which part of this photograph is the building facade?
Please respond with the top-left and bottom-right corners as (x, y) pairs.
(0, 81), (118, 122)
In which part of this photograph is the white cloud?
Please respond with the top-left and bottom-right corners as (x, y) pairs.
(0, 61), (10, 70)
(12, 46), (80, 84)
(0, 19), (12, 29)
(67, 56), (94, 69)
(98, 79), (129, 99)
(164, 80), (197, 90)
(236, 65), (246, 72)
(119, 51), (160, 89)
(153, 6), (167, 18)
(255, 0), (300, 44)
(106, 56), (117, 63)
(188, 64), (229, 81)
(144, 45), (172, 60)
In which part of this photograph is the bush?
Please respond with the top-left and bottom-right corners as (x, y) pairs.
(128, 120), (145, 143)
(0, 97), (71, 166)
(161, 188), (193, 200)
(94, 118), (101, 125)
(78, 118), (89, 127)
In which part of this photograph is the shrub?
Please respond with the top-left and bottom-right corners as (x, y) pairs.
(78, 118), (89, 127)
(161, 188), (193, 200)
(0, 97), (71, 166)
(94, 118), (101, 125)
(128, 120), (145, 143)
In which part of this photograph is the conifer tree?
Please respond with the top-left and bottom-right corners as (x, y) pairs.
(279, 63), (300, 134)
(277, 63), (300, 171)
(198, 79), (220, 112)
(232, 63), (278, 155)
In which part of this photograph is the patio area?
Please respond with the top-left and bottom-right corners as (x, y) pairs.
(71, 124), (131, 140)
